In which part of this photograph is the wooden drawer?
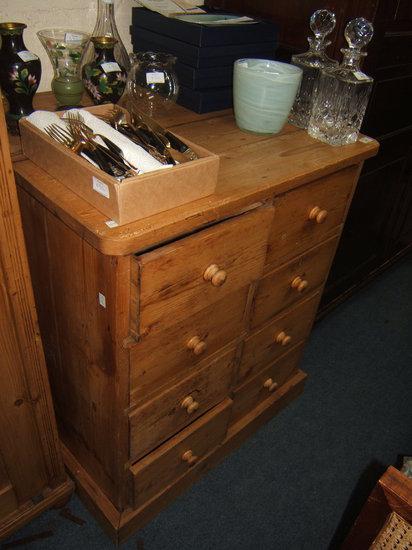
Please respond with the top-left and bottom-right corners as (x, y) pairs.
(130, 288), (249, 408)
(232, 343), (304, 425)
(136, 207), (273, 334)
(130, 399), (232, 507)
(129, 348), (235, 462)
(266, 166), (358, 269)
(238, 292), (321, 385)
(252, 236), (339, 329)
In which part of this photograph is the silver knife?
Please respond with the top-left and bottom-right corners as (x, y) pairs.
(131, 110), (198, 161)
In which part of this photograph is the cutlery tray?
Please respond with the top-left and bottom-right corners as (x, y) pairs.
(19, 104), (219, 225)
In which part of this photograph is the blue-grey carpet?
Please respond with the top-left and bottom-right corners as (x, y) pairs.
(3, 253), (412, 550)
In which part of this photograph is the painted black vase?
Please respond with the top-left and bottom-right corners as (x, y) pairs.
(82, 36), (127, 105)
(0, 22), (41, 125)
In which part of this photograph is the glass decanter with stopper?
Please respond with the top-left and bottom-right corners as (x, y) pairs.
(289, 9), (338, 129)
(308, 18), (374, 146)
(83, 0), (130, 71)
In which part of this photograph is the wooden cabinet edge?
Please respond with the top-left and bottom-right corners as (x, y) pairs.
(61, 371), (306, 544)
(0, 479), (74, 540)
(0, 480), (73, 542)
(13, 153), (377, 258)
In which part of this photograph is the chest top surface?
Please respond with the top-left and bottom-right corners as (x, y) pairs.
(13, 92), (378, 257)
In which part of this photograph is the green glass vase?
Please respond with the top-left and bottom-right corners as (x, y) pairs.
(37, 28), (90, 108)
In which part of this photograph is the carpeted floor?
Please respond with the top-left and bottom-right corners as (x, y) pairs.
(3, 253), (412, 550)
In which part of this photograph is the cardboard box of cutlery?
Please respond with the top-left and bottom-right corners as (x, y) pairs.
(19, 104), (219, 225)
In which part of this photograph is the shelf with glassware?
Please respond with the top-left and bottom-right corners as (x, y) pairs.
(0, 2), (215, 224)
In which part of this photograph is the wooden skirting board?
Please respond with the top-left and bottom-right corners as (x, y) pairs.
(0, 479), (73, 541)
(63, 370), (306, 544)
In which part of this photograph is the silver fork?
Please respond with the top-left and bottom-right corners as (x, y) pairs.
(45, 123), (125, 178)
(65, 112), (138, 175)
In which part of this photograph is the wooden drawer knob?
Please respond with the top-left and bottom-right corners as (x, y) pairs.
(275, 331), (292, 346)
(291, 276), (308, 292)
(181, 395), (199, 414)
(263, 378), (278, 392)
(181, 450), (198, 466)
(203, 264), (227, 287)
(309, 206), (328, 224)
(187, 336), (207, 356)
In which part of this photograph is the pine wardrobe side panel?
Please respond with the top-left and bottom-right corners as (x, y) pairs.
(17, 188), (131, 510)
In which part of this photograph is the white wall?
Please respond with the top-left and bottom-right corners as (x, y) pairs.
(0, 0), (134, 91)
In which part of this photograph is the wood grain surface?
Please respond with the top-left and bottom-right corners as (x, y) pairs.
(0, 98), (72, 537)
(130, 287), (249, 407)
(137, 207), (272, 333)
(251, 236), (340, 328)
(10, 91), (379, 542)
(129, 348), (235, 462)
(13, 93), (378, 257)
(130, 400), (232, 507)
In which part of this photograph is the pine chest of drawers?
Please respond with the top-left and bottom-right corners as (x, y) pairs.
(13, 97), (378, 543)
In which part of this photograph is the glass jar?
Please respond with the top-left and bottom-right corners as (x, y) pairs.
(123, 51), (179, 116)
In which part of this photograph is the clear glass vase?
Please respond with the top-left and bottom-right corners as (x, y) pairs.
(123, 51), (179, 117)
(37, 29), (90, 108)
(83, 0), (130, 72)
(289, 9), (338, 129)
(308, 18), (374, 146)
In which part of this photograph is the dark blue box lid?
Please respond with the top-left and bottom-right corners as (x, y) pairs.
(176, 53), (275, 90)
(131, 30), (277, 68)
(131, 7), (278, 47)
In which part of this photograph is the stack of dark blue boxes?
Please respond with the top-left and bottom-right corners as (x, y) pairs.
(130, 8), (278, 113)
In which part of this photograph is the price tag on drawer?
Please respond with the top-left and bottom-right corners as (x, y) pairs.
(92, 177), (110, 198)
(146, 72), (165, 84)
(101, 62), (121, 73)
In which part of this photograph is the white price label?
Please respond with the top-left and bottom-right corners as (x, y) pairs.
(64, 32), (83, 43)
(98, 292), (107, 308)
(92, 177), (110, 198)
(146, 71), (165, 84)
(105, 220), (119, 228)
(101, 62), (121, 73)
(354, 71), (369, 81)
(17, 50), (39, 62)
(359, 136), (373, 143)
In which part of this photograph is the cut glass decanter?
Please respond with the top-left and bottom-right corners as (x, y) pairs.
(307, 18), (374, 146)
(289, 9), (338, 129)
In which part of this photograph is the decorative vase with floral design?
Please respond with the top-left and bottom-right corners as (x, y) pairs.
(37, 29), (89, 108)
(0, 22), (41, 128)
(82, 36), (127, 105)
